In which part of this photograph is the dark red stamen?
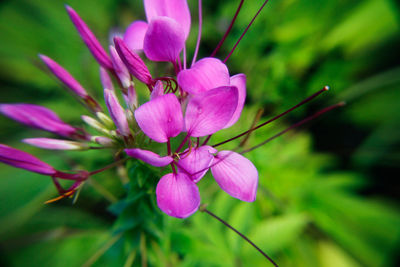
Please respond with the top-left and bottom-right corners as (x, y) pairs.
(224, 0), (270, 63)
(241, 102), (346, 154)
(212, 86), (329, 148)
(210, 0), (244, 57)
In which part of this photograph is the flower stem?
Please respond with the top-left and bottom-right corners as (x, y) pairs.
(224, 0), (270, 63)
(212, 86), (329, 148)
(201, 207), (278, 266)
(89, 158), (128, 176)
(210, 0), (244, 57)
(241, 102), (346, 154)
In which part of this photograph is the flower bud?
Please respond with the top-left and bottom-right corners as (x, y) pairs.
(65, 5), (113, 69)
(0, 103), (77, 138)
(109, 45), (131, 88)
(0, 144), (56, 175)
(23, 138), (89, 150)
(104, 89), (131, 137)
(114, 37), (152, 86)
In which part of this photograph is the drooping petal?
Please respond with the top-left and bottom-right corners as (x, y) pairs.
(143, 17), (185, 62)
(144, 0), (191, 39)
(23, 138), (88, 150)
(150, 80), (164, 100)
(0, 104), (77, 138)
(104, 89), (131, 137)
(65, 5), (113, 69)
(114, 37), (153, 85)
(177, 57), (230, 94)
(0, 144), (56, 175)
(125, 148), (173, 167)
(123, 20), (148, 51)
(109, 46), (131, 88)
(156, 172), (200, 218)
(224, 74), (247, 128)
(211, 151), (258, 202)
(99, 67), (114, 91)
(39, 54), (88, 98)
(185, 86), (238, 137)
(177, 145), (217, 182)
(135, 93), (183, 143)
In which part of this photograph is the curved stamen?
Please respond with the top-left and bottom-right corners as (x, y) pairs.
(210, 0), (244, 57)
(211, 86), (329, 148)
(241, 102), (346, 154)
(224, 0), (270, 63)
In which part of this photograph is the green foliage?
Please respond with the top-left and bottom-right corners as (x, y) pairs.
(0, 0), (399, 266)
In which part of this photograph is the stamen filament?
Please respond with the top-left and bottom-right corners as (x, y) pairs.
(201, 207), (279, 267)
(212, 86), (329, 148)
(191, 0), (203, 66)
(89, 158), (128, 175)
(210, 0), (244, 57)
(241, 102), (345, 154)
(224, 0), (270, 63)
(175, 134), (190, 153)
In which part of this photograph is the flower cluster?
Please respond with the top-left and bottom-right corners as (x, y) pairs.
(0, 0), (258, 218)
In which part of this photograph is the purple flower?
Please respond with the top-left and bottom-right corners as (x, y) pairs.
(0, 104), (78, 138)
(127, 82), (257, 218)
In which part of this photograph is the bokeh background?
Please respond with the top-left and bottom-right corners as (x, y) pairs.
(0, 0), (399, 266)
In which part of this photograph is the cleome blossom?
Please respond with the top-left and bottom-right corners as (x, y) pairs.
(0, 0), (260, 219)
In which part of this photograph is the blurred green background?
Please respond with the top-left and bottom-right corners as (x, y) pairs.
(0, 0), (399, 266)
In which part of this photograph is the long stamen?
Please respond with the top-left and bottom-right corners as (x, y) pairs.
(201, 206), (279, 267)
(191, 0), (203, 66)
(224, 0), (270, 63)
(241, 102), (346, 154)
(175, 134), (190, 153)
(183, 46), (187, 69)
(212, 86), (329, 148)
(210, 0), (244, 57)
(89, 158), (128, 175)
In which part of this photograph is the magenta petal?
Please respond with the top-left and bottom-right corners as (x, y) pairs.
(144, 0), (191, 39)
(125, 148), (173, 167)
(211, 151), (258, 202)
(0, 144), (55, 175)
(144, 17), (185, 62)
(224, 74), (247, 128)
(156, 172), (200, 218)
(123, 20), (148, 51)
(65, 5), (112, 69)
(185, 86), (238, 137)
(134, 93), (183, 143)
(39, 54), (88, 98)
(23, 138), (88, 150)
(114, 37), (153, 85)
(0, 104), (77, 137)
(177, 58), (230, 94)
(150, 80), (164, 100)
(104, 89), (131, 137)
(178, 145), (217, 183)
